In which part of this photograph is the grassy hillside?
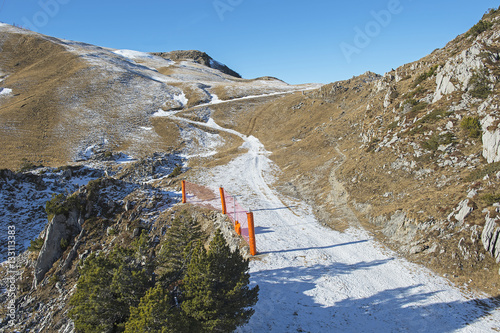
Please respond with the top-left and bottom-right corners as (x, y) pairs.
(208, 8), (500, 294)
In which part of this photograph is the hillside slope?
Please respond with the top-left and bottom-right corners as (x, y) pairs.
(2, 8), (500, 332)
(206, 8), (500, 294)
(0, 23), (317, 170)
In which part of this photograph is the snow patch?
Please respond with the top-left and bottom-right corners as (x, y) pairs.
(210, 93), (223, 104)
(116, 154), (137, 164)
(174, 91), (189, 107)
(113, 49), (154, 60)
(0, 88), (12, 96)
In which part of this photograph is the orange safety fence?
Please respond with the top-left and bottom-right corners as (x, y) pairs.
(182, 181), (255, 252)
(222, 193), (250, 244)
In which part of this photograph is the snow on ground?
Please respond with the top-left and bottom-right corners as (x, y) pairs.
(191, 88), (320, 109)
(170, 109), (500, 332)
(0, 167), (104, 261)
(173, 91), (189, 107)
(112, 49), (174, 72)
(0, 88), (12, 96)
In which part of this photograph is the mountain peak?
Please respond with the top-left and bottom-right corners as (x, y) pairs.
(151, 50), (241, 78)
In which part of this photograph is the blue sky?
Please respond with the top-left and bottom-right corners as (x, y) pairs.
(0, 0), (498, 84)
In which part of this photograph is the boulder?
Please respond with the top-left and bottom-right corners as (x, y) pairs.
(482, 213), (500, 264)
(447, 199), (473, 227)
(481, 115), (500, 163)
(33, 209), (82, 287)
(433, 73), (456, 103)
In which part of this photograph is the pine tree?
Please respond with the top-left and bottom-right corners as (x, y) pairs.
(124, 285), (194, 333)
(156, 213), (203, 285)
(69, 248), (150, 333)
(181, 229), (259, 332)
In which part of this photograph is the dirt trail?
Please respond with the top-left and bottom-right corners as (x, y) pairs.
(156, 100), (500, 332)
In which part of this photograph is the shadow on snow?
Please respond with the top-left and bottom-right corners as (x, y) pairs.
(241, 260), (500, 332)
(260, 239), (369, 255)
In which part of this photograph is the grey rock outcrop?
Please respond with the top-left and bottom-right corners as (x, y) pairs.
(433, 72), (456, 103)
(212, 212), (250, 258)
(33, 209), (83, 287)
(151, 50), (242, 78)
(371, 210), (418, 244)
(481, 212), (500, 265)
(447, 199), (474, 227)
(482, 114), (500, 163)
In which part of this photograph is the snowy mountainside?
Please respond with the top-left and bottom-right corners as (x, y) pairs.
(0, 23), (319, 170)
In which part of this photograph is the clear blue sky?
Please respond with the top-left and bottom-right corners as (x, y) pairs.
(1, 0), (498, 84)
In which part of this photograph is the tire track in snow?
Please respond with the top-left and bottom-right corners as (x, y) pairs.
(160, 107), (500, 332)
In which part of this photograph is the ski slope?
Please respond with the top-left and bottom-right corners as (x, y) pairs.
(159, 103), (500, 332)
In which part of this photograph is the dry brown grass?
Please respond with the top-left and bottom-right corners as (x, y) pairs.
(0, 32), (86, 169)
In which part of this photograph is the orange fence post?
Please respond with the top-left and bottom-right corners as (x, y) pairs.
(247, 212), (257, 256)
(219, 187), (227, 214)
(181, 180), (186, 204)
(234, 221), (241, 235)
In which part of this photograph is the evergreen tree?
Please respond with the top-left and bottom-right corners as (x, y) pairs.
(156, 213), (203, 285)
(69, 248), (150, 333)
(181, 229), (259, 332)
(124, 285), (194, 333)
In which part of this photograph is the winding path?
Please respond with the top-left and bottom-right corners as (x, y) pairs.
(159, 103), (500, 332)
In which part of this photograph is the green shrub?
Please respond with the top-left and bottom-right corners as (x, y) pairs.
(481, 193), (500, 206)
(421, 132), (456, 152)
(86, 178), (103, 201)
(28, 237), (44, 252)
(169, 165), (183, 178)
(69, 248), (150, 333)
(469, 70), (492, 99)
(403, 99), (428, 118)
(460, 116), (482, 138)
(180, 230), (259, 333)
(467, 20), (493, 38)
(412, 65), (439, 88)
(410, 101), (428, 115)
(108, 227), (118, 236)
(387, 121), (398, 130)
(403, 98), (418, 107)
(60, 238), (69, 250)
(45, 193), (82, 221)
(466, 162), (500, 181)
(405, 87), (427, 100)
(420, 109), (451, 124)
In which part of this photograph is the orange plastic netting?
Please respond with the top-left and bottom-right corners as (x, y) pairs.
(184, 181), (250, 244)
